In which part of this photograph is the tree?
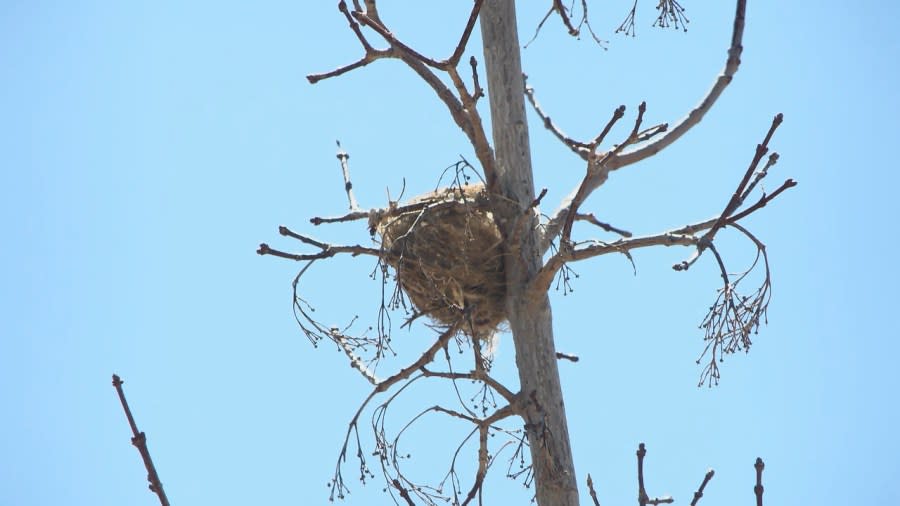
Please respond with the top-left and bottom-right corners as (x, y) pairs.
(257, 1), (793, 505)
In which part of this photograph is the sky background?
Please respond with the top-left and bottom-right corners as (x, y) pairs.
(2, 1), (898, 505)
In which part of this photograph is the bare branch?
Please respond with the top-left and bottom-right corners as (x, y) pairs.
(527, 0), (605, 47)
(754, 458), (765, 506)
(553, 102), (644, 260)
(332, 327), (381, 385)
(256, 226), (382, 261)
(587, 473), (601, 506)
(525, 5), (557, 48)
(447, 0), (485, 68)
(111, 375), (170, 506)
(673, 114), (783, 272)
(616, 1), (639, 37)
(376, 322), (463, 394)
(555, 351), (579, 362)
(637, 443), (674, 506)
(469, 56), (484, 101)
(336, 141), (360, 211)
(523, 76), (593, 158)
(392, 479), (417, 506)
(538, 101), (649, 252)
(420, 368), (518, 405)
(689, 469), (715, 506)
(310, 210), (371, 226)
(537, 0), (748, 255)
(523, 74), (627, 160)
(307, 1), (393, 84)
(575, 213), (633, 238)
(307, 1), (496, 187)
(533, 230), (682, 293)
(534, 113), (792, 287)
(729, 177), (797, 223)
(553, 0), (580, 36)
(330, 323), (462, 501)
(608, 0), (747, 170)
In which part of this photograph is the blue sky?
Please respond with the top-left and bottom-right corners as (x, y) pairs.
(2, 1), (898, 505)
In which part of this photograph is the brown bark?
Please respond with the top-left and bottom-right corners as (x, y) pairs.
(480, 1), (580, 505)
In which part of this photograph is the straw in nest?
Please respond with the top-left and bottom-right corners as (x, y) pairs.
(372, 184), (506, 338)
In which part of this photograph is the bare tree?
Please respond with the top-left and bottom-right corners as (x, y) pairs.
(258, 1), (792, 505)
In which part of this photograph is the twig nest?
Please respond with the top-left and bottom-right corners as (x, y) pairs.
(371, 184), (506, 337)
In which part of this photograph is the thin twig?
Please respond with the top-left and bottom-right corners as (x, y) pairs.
(336, 141), (359, 211)
(392, 479), (417, 506)
(754, 458), (765, 506)
(257, 239), (381, 262)
(523, 78), (590, 158)
(673, 114), (784, 272)
(587, 473), (601, 506)
(576, 213), (633, 238)
(330, 322), (462, 501)
(555, 351), (580, 362)
(307, 0), (496, 187)
(637, 443), (673, 506)
(111, 375), (170, 506)
(690, 469), (715, 506)
(469, 56), (484, 101)
(608, 0), (747, 170)
(542, 0), (749, 253)
(309, 210), (371, 226)
(420, 368), (518, 405)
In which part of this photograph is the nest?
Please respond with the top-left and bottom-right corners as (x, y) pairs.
(371, 184), (507, 338)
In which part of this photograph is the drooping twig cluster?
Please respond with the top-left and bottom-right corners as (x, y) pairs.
(323, 315), (526, 506)
(618, 0), (691, 37)
(258, 157), (498, 367)
(260, 154), (528, 504)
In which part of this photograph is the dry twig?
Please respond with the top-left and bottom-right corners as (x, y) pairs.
(307, 0), (497, 192)
(540, 0), (749, 249)
(754, 458), (765, 506)
(111, 374), (170, 506)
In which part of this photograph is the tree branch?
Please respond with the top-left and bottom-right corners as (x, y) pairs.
(335, 141), (360, 211)
(256, 225), (383, 261)
(112, 375), (170, 506)
(330, 322), (462, 501)
(637, 443), (673, 506)
(608, 0), (746, 170)
(307, 0), (497, 189)
(689, 469), (715, 506)
(754, 458), (765, 506)
(420, 367), (518, 405)
(540, 0), (747, 252)
(587, 473), (601, 506)
(673, 113), (783, 272)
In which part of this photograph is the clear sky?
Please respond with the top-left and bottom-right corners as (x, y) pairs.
(2, 1), (898, 505)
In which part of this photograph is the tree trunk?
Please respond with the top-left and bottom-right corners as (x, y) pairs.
(480, 2), (580, 505)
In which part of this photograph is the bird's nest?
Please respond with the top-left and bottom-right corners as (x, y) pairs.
(370, 183), (508, 338)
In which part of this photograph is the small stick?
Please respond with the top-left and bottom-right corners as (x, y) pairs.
(111, 374), (170, 506)
(336, 140), (359, 211)
(637, 443), (673, 505)
(754, 458), (765, 506)
(555, 352), (580, 362)
(689, 469), (715, 506)
(587, 473), (601, 506)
